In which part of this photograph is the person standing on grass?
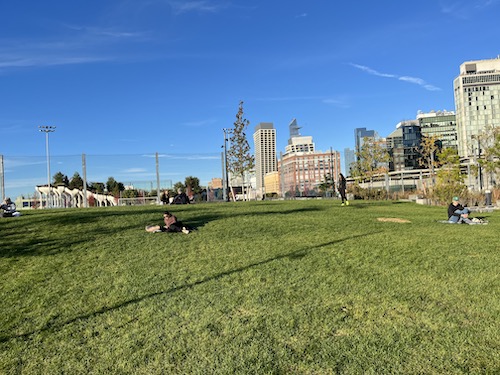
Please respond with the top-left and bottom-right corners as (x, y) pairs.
(338, 173), (349, 206)
(447, 196), (472, 224)
(145, 211), (190, 233)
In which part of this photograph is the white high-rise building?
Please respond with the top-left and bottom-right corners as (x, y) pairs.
(453, 56), (500, 158)
(253, 122), (277, 197)
(285, 118), (314, 154)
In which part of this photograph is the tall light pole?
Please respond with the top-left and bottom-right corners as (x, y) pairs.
(223, 128), (233, 202)
(39, 126), (56, 208)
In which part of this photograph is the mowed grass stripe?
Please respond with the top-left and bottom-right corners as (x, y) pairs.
(1, 200), (498, 374)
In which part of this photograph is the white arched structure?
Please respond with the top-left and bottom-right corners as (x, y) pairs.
(35, 185), (117, 208)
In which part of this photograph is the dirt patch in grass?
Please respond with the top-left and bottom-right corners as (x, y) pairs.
(377, 217), (411, 223)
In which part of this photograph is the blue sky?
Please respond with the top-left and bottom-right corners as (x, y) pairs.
(2, 0), (500, 198)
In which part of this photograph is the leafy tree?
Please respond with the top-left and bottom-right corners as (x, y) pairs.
(89, 182), (105, 193)
(121, 189), (139, 198)
(106, 177), (124, 196)
(53, 171), (69, 186)
(227, 101), (255, 200)
(433, 148), (467, 204)
(476, 125), (500, 189)
(69, 172), (84, 190)
(317, 174), (335, 196)
(419, 135), (441, 186)
(184, 176), (201, 196)
(352, 137), (390, 183)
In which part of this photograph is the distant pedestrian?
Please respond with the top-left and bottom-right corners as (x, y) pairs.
(338, 173), (349, 206)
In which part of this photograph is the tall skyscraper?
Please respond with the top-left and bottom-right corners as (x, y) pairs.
(343, 148), (355, 176)
(453, 56), (500, 158)
(354, 127), (376, 160)
(253, 122), (277, 197)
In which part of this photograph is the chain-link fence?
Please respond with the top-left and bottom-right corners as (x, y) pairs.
(0, 152), (223, 202)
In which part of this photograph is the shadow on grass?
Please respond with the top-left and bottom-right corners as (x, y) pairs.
(347, 200), (413, 209)
(0, 221), (143, 258)
(0, 231), (378, 343)
(1, 205), (323, 257)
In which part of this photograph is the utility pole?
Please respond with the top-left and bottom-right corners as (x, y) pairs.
(39, 126), (56, 208)
(223, 128), (232, 202)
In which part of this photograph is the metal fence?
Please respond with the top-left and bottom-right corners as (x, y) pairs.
(0, 152), (223, 202)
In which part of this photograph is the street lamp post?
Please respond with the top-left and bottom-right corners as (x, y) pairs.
(39, 126), (56, 208)
(223, 128), (233, 202)
(471, 135), (483, 191)
(477, 138), (483, 191)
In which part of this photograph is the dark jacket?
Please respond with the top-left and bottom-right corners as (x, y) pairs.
(448, 203), (463, 218)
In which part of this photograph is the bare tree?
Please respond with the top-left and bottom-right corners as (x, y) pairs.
(227, 101), (255, 201)
(419, 135), (441, 186)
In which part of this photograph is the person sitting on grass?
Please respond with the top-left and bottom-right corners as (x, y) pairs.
(447, 196), (473, 224)
(145, 211), (190, 234)
(1, 198), (21, 217)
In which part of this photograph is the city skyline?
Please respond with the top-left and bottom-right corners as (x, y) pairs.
(2, 1), (500, 198)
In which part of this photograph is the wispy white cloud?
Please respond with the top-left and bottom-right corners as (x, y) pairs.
(322, 98), (350, 108)
(0, 56), (111, 69)
(439, 0), (499, 18)
(350, 63), (441, 91)
(123, 168), (148, 173)
(4, 158), (46, 168)
(168, 1), (226, 15)
(64, 24), (150, 40)
(399, 76), (440, 91)
(350, 63), (395, 78)
(296, 13), (308, 18)
(4, 177), (45, 190)
(0, 24), (148, 71)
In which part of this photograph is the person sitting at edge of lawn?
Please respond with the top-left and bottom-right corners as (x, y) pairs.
(145, 211), (190, 234)
(447, 196), (473, 224)
(1, 197), (21, 217)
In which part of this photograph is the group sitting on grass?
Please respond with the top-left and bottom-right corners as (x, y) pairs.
(145, 211), (191, 234)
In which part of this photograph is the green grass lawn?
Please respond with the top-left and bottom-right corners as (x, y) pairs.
(1, 200), (499, 374)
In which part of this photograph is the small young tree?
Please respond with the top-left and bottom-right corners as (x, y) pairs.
(317, 174), (335, 197)
(227, 101), (255, 201)
(432, 148), (467, 204)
